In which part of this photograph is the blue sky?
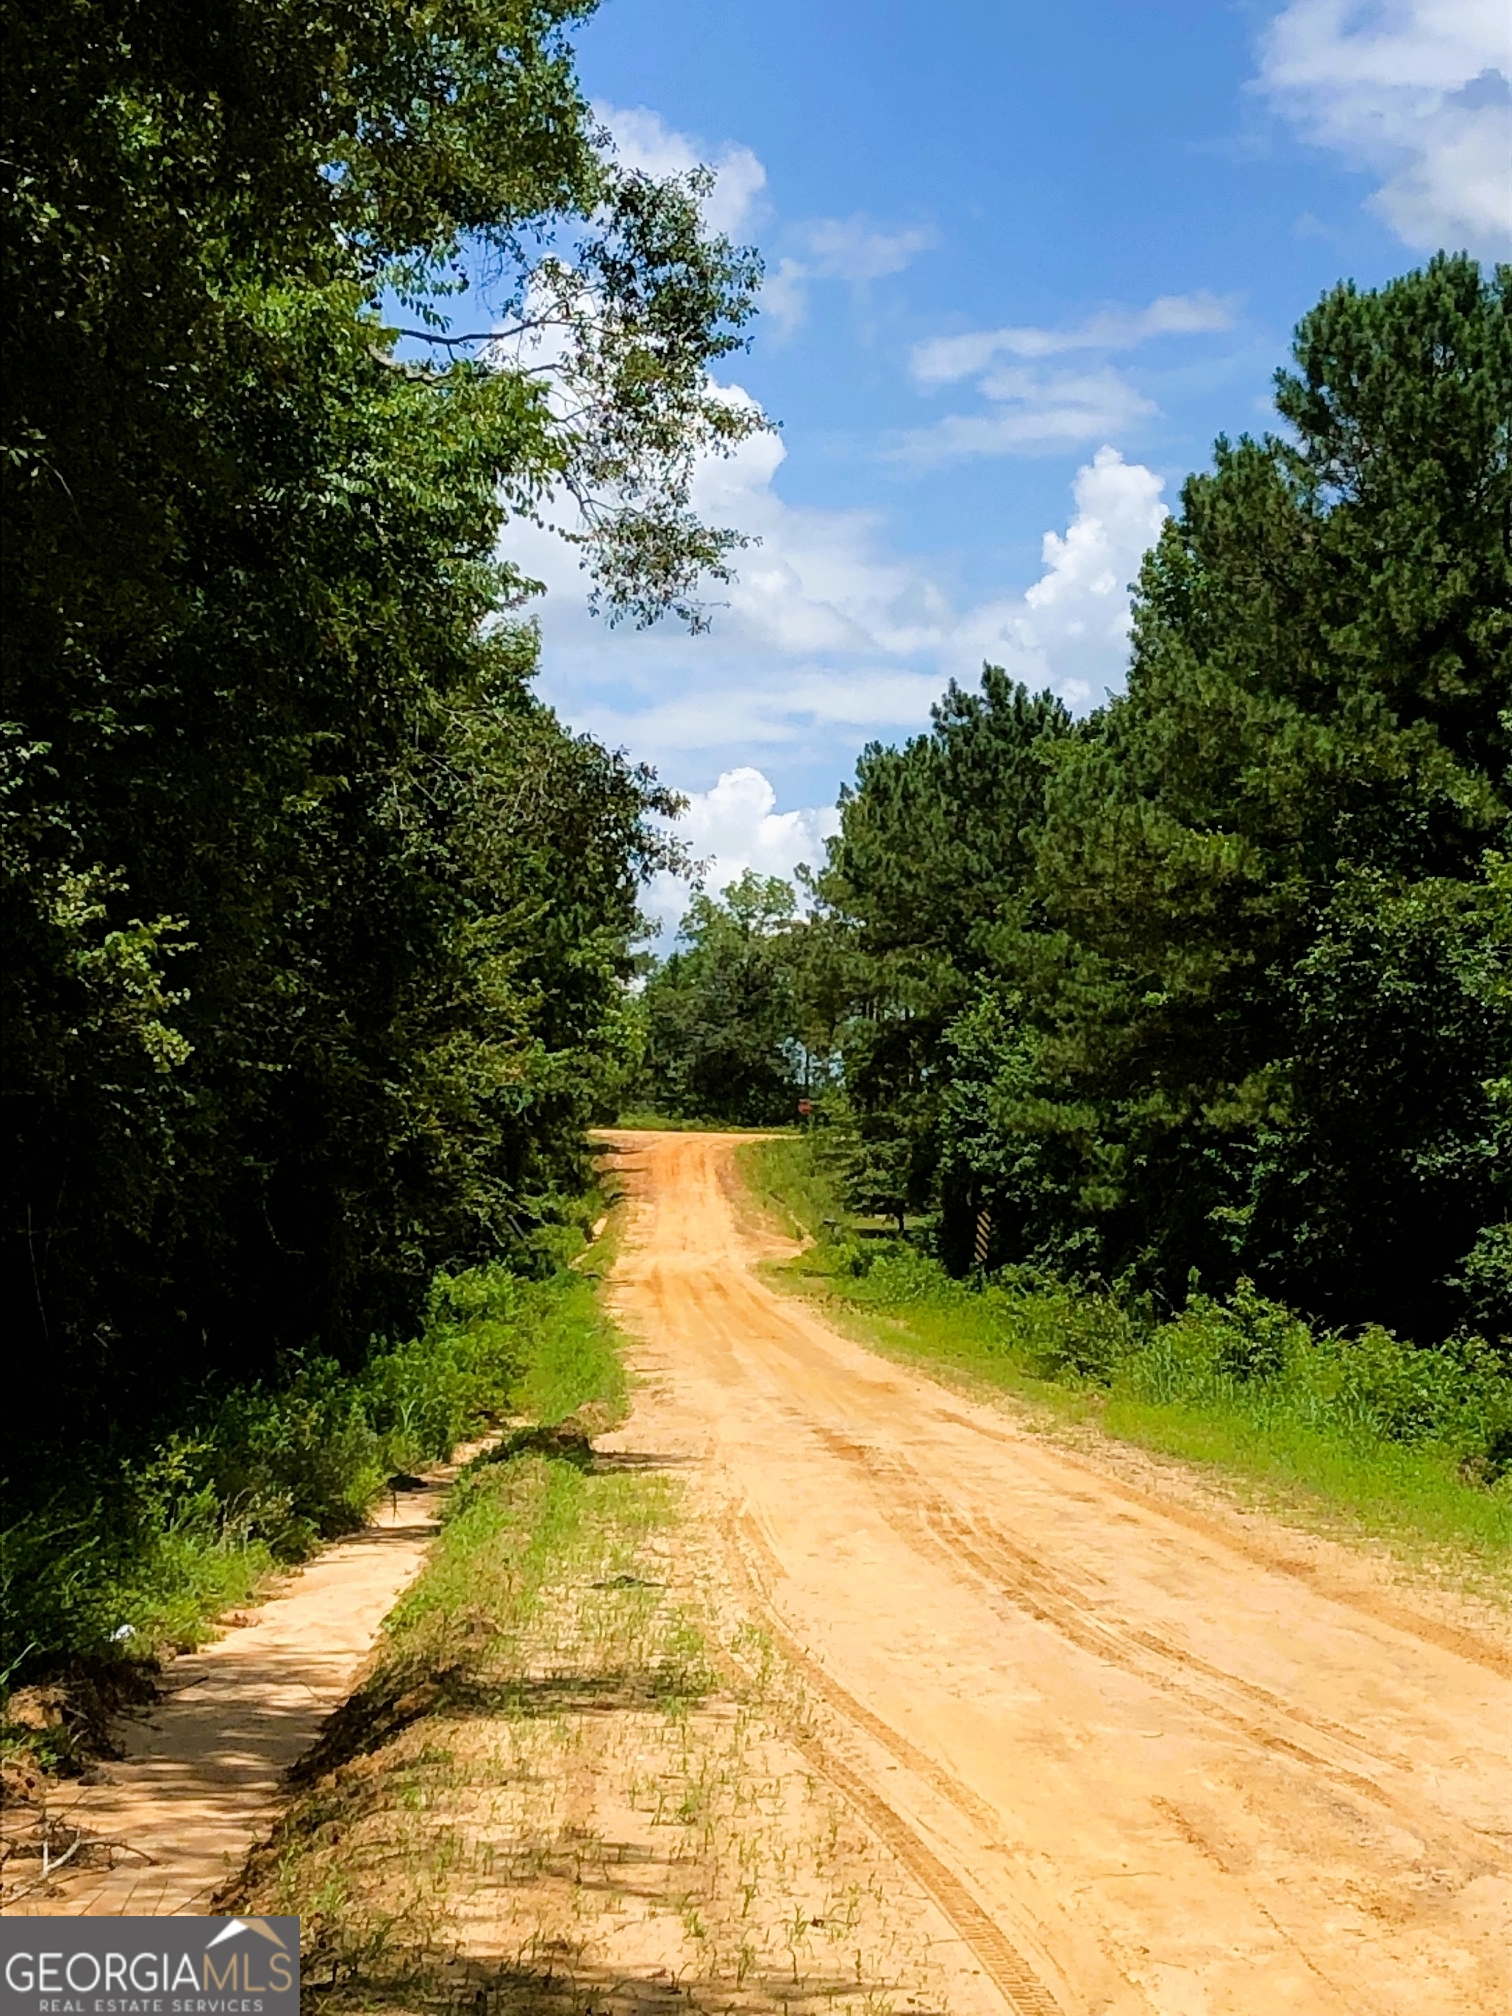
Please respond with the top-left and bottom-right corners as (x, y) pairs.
(499, 0), (1510, 922)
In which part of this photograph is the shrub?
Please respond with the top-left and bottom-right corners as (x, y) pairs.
(0, 1265), (543, 1687)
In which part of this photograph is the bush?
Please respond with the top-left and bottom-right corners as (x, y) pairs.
(784, 1165), (1511, 1487)
(1119, 1285), (1512, 1477)
(0, 1265), (553, 1687)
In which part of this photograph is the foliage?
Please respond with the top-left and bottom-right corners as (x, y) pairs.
(743, 1139), (1512, 1569)
(999, 255), (1512, 1335)
(2, 0), (764, 1452)
(678, 261), (1509, 1346)
(0, 1259), (616, 1691)
(634, 871), (811, 1124)
(815, 675), (1077, 1235)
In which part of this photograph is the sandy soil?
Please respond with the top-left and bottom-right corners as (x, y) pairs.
(231, 1438), (1015, 2016)
(6, 1452), (486, 1917)
(598, 1130), (1512, 2016)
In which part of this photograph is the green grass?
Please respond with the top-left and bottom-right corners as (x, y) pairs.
(509, 1267), (628, 1430)
(740, 1137), (1512, 1583)
(0, 1241), (628, 1726)
(227, 1309), (715, 1998)
(612, 1110), (797, 1133)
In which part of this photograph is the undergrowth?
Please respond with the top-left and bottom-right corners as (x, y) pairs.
(0, 1225), (625, 1727)
(613, 1111), (794, 1133)
(743, 1137), (1512, 1575)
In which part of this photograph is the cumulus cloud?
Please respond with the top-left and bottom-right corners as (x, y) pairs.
(624, 449), (1164, 931)
(681, 766), (839, 886)
(950, 447), (1168, 711)
(506, 398), (1168, 787)
(902, 292), (1234, 463)
(595, 101), (767, 238)
(640, 768), (839, 938)
(688, 423), (953, 658)
(693, 431), (1169, 715)
(764, 214), (933, 336)
(1255, 1), (1512, 253)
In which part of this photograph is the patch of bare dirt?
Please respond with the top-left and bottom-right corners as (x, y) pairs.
(589, 1130), (1512, 2016)
(4, 1451), (487, 1917)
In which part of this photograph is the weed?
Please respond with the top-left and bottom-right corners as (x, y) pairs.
(1, 1262), (623, 1718)
(223, 1292), (984, 2015)
(741, 1138), (1512, 1580)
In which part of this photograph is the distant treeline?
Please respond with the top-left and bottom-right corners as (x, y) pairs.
(636, 258), (1510, 1350)
(1, 0), (763, 1472)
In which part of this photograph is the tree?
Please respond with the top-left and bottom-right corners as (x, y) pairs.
(802, 258), (1509, 1341)
(639, 874), (805, 1125)
(1, 0), (762, 1441)
(1014, 256), (1510, 1327)
(814, 673), (1076, 1240)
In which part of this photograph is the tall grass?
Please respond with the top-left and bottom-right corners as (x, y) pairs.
(612, 1111), (795, 1133)
(0, 1263), (620, 1705)
(742, 1138), (1512, 1573)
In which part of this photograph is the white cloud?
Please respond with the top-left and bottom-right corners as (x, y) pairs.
(682, 766), (839, 884)
(896, 367), (1158, 463)
(620, 448), (1164, 932)
(762, 259), (811, 339)
(641, 768), (839, 937)
(902, 292), (1235, 464)
(950, 447), (1169, 712)
(1255, 1), (1512, 253)
(801, 215), (935, 281)
(590, 112), (928, 339)
(507, 396), (1168, 784)
(686, 423), (954, 658)
(595, 101), (767, 238)
(762, 214), (933, 336)
(911, 292), (1239, 385)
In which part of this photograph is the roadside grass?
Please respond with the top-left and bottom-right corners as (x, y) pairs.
(0, 1203), (621, 1742)
(229, 1316), (970, 2016)
(613, 1111), (797, 1133)
(740, 1137), (1512, 1585)
(508, 1271), (627, 1434)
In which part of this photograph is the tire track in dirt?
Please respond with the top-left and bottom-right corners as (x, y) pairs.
(723, 1508), (1068, 2016)
(930, 1407), (1512, 1681)
(800, 1740), (1065, 2016)
(601, 1130), (1512, 2016)
(807, 1426), (1508, 1880)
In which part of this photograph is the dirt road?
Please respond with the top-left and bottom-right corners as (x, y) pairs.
(603, 1130), (1511, 2016)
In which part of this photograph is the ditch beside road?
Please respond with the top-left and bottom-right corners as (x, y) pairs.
(4, 1454), (488, 1917)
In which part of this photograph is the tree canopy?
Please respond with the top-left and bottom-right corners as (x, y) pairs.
(2, 0), (763, 1445)
(642, 257), (1511, 1347)
(637, 872), (806, 1125)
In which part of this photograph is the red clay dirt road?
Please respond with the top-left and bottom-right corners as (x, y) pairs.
(601, 1129), (1512, 2016)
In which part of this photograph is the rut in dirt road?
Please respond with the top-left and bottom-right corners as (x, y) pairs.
(602, 1129), (1512, 2016)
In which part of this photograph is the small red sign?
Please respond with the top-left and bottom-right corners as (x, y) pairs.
(797, 1099), (814, 1115)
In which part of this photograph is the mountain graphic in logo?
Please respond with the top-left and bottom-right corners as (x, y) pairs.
(204, 1920), (290, 1952)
